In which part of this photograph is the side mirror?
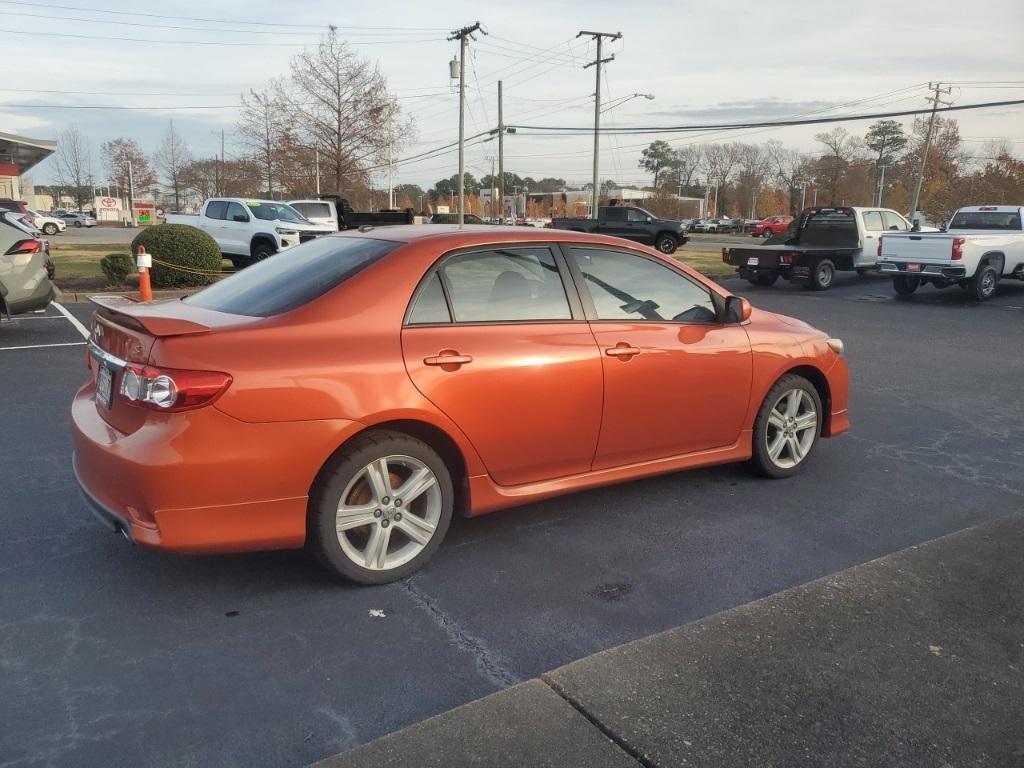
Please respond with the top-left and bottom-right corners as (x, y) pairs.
(647, 217), (654, 223)
(233, 214), (249, 223)
(725, 295), (752, 323)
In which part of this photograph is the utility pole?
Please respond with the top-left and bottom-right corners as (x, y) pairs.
(490, 157), (496, 221)
(219, 129), (225, 197)
(315, 148), (321, 196)
(578, 29), (621, 219)
(799, 182), (807, 212)
(909, 82), (953, 227)
(448, 22), (484, 228)
(876, 164), (887, 207)
(127, 159), (136, 227)
(497, 80), (504, 221)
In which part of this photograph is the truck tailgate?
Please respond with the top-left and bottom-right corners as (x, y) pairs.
(879, 233), (956, 264)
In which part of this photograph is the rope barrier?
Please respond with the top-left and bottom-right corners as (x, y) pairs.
(149, 257), (230, 276)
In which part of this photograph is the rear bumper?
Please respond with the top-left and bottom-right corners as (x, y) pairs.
(71, 384), (360, 553)
(876, 261), (967, 279)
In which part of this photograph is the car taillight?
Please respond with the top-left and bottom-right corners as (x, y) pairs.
(877, 235), (883, 259)
(5, 238), (42, 255)
(119, 364), (232, 412)
(951, 237), (965, 260)
(780, 253), (793, 265)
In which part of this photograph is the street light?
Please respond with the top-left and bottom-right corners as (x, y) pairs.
(600, 92), (654, 114)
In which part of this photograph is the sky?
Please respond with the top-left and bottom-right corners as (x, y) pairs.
(6, 0), (1024, 192)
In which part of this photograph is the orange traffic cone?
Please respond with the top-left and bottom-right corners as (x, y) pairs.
(136, 245), (153, 302)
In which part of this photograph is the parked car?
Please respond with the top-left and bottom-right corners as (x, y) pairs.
(877, 205), (1024, 300)
(428, 213), (489, 224)
(30, 209), (66, 236)
(722, 206), (929, 290)
(750, 215), (794, 238)
(550, 206), (688, 253)
(688, 218), (717, 233)
(0, 211), (54, 316)
(165, 198), (334, 269)
(0, 199), (35, 228)
(289, 195), (415, 231)
(59, 212), (97, 228)
(73, 228), (850, 584)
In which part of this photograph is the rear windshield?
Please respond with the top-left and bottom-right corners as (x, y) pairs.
(184, 236), (399, 317)
(948, 211), (1022, 231)
(291, 202), (332, 219)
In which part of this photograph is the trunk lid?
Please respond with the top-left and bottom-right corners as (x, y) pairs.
(87, 296), (247, 434)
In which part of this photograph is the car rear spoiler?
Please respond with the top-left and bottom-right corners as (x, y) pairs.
(88, 295), (212, 337)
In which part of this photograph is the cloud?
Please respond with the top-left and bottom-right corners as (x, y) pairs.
(646, 99), (842, 122)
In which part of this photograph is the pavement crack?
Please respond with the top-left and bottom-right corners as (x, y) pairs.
(541, 675), (652, 768)
(399, 579), (520, 689)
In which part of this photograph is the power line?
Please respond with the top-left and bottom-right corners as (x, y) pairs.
(0, 0), (451, 30)
(507, 99), (1024, 135)
(0, 27), (440, 46)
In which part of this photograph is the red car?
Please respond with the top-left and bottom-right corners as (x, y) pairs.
(751, 215), (794, 238)
(73, 227), (849, 584)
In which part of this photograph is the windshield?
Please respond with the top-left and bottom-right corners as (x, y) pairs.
(244, 201), (311, 224)
(948, 211), (1022, 231)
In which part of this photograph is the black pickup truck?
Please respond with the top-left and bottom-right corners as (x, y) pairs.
(721, 206), (872, 290)
(550, 206), (688, 254)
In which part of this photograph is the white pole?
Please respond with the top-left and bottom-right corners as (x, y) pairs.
(315, 148), (321, 195)
(458, 35), (466, 227)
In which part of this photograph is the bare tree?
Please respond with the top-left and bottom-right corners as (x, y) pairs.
(101, 137), (156, 215)
(237, 87), (293, 198)
(153, 120), (192, 211)
(283, 29), (412, 195)
(765, 140), (810, 214)
(813, 127), (863, 202)
(53, 125), (94, 210)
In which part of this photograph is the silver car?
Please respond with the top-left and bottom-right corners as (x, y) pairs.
(0, 212), (55, 316)
(59, 212), (97, 228)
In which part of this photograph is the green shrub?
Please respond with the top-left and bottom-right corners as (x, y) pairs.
(130, 224), (222, 288)
(100, 252), (135, 286)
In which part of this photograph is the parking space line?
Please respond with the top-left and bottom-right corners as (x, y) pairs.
(1, 315), (67, 321)
(52, 301), (91, 340)
(0, 341), (87, 352)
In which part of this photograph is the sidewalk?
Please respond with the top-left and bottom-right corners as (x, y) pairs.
(314, 515), (1024, 767)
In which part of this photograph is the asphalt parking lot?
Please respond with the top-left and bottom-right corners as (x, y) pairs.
(2, 274), (1023, 767)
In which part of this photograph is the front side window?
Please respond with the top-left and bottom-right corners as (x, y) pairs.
(570, 247), (717, 324)
(882, 211), (909, 231)
(862, 211), (885, 231)
(626, 208), (650, 222)
(205, 201), (227, 220)
(441, 247), (571, 323)
(225, 202), (249, 222)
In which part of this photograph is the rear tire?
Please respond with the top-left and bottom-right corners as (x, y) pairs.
(74, 221), (82, 228)
(807, 259), (835, 291)
(750, 374), (822, 479)
(965, 263), (998, 301)
(308, 430), (454, 585)
(747, 272), (779, 287)
(892, 275), (920, 297)
(655, 234), (678, 254)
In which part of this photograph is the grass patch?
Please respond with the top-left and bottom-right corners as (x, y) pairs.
(50, 245), (120, 279)
(673, 248), (731, 277)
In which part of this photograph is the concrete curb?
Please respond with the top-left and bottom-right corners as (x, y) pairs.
(313, 515), (1024, 767)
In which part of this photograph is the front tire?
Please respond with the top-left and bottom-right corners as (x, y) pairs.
(42, 223), (58, 235)
(308, 430), (454, 585)
(750, 375), (822, 479)
(251, 241), (276, 262)
(807, 259), (835, 291)
(965, 263), (998, 301)
(892, 275), (920, 297)
(655, 234), (678, 254)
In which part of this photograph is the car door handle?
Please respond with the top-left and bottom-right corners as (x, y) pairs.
(605, 345), (641, 358)
(424, 352), (473, 367)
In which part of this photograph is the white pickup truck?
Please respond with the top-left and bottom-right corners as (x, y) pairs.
(165, 198), (334, 269)
(877, 205), (1024, 300)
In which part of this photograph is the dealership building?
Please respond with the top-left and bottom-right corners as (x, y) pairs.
(0, 131), (56, 200)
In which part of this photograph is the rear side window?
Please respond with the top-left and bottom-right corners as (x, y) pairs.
(407, 272), (451, 324)
(441, 247), (571, 322)
(205, 201), (227, 220)
(604, 208), (626, 222)
(185, 236), (398, 317)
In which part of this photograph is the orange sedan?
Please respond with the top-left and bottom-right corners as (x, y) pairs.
(72, 227), (849, 584)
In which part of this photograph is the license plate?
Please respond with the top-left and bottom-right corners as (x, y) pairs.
(96, 364), (114, 409)
(906, 263), (922, 272)
(747, 256), (759, 266)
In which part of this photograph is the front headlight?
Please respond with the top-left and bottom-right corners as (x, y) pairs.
(275, 227), (297, 236)
(826, 338), (844, 355)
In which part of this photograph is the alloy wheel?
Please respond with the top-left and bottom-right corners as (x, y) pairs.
(765, 388), (818, 469)
(335, 454), (442, 571)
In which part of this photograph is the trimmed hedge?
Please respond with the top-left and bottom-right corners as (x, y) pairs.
(130, 224), (222, 288)
(100, 252), (135, 286)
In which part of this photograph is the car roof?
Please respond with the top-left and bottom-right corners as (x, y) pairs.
(326, 224), (656, 250)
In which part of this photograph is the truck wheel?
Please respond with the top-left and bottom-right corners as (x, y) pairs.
(748, 273), (778, 287)
(892, 275), (920, 297)
(252, 241), (276, 262)
(807, 259), (836, 291)
(655, 234), (678, 254)
(965, 263), (998, 301)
